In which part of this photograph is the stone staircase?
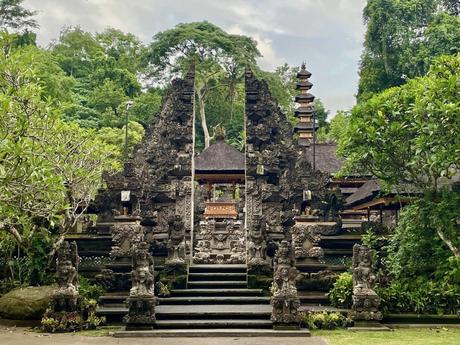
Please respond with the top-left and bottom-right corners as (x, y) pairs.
(97, 264), (273, 329)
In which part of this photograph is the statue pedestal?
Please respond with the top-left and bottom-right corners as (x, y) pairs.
(51, 291), (80, 313)
(123, 295), (157, 330)
(271, 295), (301, 329)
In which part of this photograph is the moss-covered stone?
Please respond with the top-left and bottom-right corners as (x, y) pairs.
(0, 286), (55, 320)
(296, 271), (339, 292)
(248, 274), (272, 293)
(158, 271), (187, 291)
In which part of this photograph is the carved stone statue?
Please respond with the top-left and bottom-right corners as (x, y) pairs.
(350, 244), (382, 322)
(110, 218), (144, 258)
(52, 241), (80, 312)
(291, 223), (324, 262)
(165, 215), (186, 265)
(123, 242), (156, 329)
(270, 240), (300, 327)
(193, 240), (212, 264)
(247, 216), (269, 268)
(130, 242), (155, 296)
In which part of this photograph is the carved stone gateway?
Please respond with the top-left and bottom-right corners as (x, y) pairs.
(124, 242), (156, 330)
(349, 244), (383, 325)
(270, 240), (300, 328)
(95, 67), (195, 260)
(193, 219), (245, 264)
(52, 241), (80, 312)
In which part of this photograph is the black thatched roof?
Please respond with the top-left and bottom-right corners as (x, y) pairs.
(345, 180), (381, 206)
(345, 180), (420, 207)
(195, 140), (245, 172)
(305, 143), (344, 175)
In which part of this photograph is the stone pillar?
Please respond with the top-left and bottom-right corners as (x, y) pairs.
(270, 240), (301, 329)
(124, 242), (157, 330)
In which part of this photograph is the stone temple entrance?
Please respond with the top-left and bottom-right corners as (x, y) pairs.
(193, 131), (246, 264)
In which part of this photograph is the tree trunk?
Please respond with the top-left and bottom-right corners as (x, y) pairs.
(197, 87), (211, 149)
(436, 226), (460, 257)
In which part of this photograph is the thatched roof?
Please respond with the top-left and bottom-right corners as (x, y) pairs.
(305, 143), (344, 175)
(195, 140), (245, 172)
(345, 180), (381, 207)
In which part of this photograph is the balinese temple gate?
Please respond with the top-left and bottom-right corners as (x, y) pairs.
(74, 63), (378, 333)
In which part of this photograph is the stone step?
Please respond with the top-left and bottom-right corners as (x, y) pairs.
(171, 288), (264, 297)
(158, 296), (270, 305)
(189, 264), (247, 273)
(97, 304), (272, 322)
(188, 272), (247, 281)
(298, 291), (329, 305)
(100, 295), (271, 306)
(187, 280), (247, 289)
(154, 319), (273, 329)
(114, 328), (311, 337)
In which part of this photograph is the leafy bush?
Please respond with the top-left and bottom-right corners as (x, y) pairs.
(79, 277), (105, 301)
(301, 311), (351, 330)
(328, 272), (353, 308)
(378, 278), (460, 315)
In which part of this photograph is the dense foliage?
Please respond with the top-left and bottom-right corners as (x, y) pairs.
(358, 0), (460, 101)
(144, 21), (261, 150)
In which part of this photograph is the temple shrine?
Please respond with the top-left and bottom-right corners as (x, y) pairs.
(64, 63), (391, 335)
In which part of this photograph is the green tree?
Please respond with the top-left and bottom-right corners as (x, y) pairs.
(357, 0), (460, 101)
(441, 0), (460, 16)
(145, 21), (260, 148)
(316, 111), (350, 144)
(128, 88), (163, 126)
(0, 0), (37, 30)
(98, 121), (145, 160)
(0, 41), (65, 245)
(96, 28), (146, 74)
(0, 33), (119, 257)
(340, 55), (460, 256)
(50, 26), (104, 78)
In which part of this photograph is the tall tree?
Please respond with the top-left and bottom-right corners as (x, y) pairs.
(145, 21), (260, 148)
(357, 0), (460, 101)
(0, 0), (37, 30)
(0, 32), (119, 249)
(340, 55), (460, 256)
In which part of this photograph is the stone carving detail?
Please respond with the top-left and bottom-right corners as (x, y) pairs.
(193, 219), (245, 264)
(94, 68), (195, 261)
(123, 242), (156, 329)
(350, 244), (382, 321)
(110, 218), (144, 257)
(247, 216), (269, 268)
(291, 223), (324, 261)
(166, 215), (186, 265)
(270, 240), (300, 326)
(130, 242), (155, 296)
(52, 241), (80, 312)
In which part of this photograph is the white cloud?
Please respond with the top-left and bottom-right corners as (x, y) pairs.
(24, 0), (367, 114)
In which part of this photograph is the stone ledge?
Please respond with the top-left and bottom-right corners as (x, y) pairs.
(114, 328), (312, 338)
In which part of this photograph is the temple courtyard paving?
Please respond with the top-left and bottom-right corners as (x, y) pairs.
(1, 325), (460, 345)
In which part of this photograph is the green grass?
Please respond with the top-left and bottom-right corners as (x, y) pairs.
(314, 328), (460, 345)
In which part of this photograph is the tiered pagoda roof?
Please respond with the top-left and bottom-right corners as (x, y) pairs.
(294, 62), (319, 146)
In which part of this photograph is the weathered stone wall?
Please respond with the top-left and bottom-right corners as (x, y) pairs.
(95, 68), (195, 256)
(245, 69), (336, 267)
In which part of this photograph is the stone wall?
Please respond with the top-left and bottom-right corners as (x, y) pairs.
(245, 70), (334, 263)
(95, 68), (195, 256)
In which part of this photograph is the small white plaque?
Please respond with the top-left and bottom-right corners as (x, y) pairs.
(121, 190), (131, 202)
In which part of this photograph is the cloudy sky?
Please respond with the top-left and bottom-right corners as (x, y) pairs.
(25, 0), (367, 116)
